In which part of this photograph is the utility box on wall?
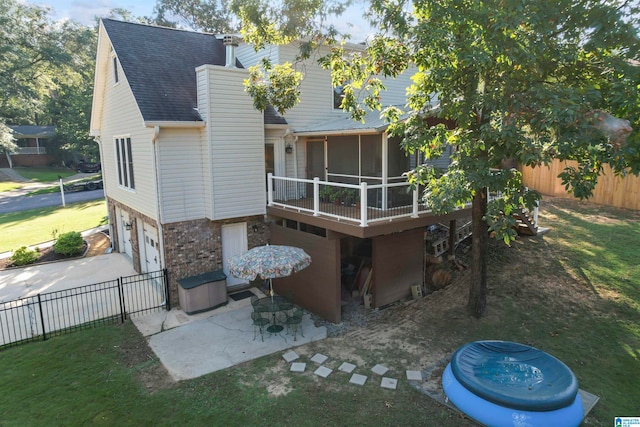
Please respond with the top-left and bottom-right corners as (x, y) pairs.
(178, 270), (227, 315)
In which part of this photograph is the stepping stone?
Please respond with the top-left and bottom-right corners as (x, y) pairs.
(380, 377), (398, 390)
(371, 364), (389, 376)
(290, 362), (306, 373)
(282, 351), (300, 363)
(314, 366), (333, 378)
(406, 370), (422, 381)
(349, 373), (368, 386)
(310, 353), (328, 364)
(338, 362), (356, 373)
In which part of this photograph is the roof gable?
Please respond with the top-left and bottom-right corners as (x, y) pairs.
(102, 19), (227, 123)
(100, 19), (286, 126)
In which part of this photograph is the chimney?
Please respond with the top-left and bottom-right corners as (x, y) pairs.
(223, 35), (238, 68)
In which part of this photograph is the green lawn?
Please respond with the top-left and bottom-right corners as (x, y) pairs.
(0, 167), (78, 193)
(0, 200), (108, 253)
(12, 167), (76, 182)
(0, 197), (638, 426)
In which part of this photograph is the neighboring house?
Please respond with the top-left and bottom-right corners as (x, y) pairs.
(90, 19), (471, 323)
(0, 125), (55, 167)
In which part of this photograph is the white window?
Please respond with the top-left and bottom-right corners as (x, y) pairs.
(115, 137), (135, 190)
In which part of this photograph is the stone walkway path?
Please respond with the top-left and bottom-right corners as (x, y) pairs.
(281, 350), (424, 391)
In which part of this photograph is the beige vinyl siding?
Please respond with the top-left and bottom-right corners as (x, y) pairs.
(99, 49), (157, 220)
(156, 127), (207, 223)
(236, 43), (279, 68)
(196, 68), (214, 216)
(275, 45), (414, 130)
(197, 65), (265, 220)
(277, 44), (345, 129)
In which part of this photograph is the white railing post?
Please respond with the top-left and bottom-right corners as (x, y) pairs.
(360, 182), (368, 227)
(411, 186), (419, 218)
(267, 173), (274, 206)
(313, 177), (320, 216)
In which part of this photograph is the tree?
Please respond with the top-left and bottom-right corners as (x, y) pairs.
(0, 0), (99, 163)
(237, 0), (639, 317)
(44, 21), (99, 163)
(0, 119), (16, 167)
(0, 0), (65, 124)
(153, 0), (239, 33)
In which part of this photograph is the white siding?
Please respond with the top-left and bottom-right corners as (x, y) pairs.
(236, 43), (279, 68)
(198, 65), (265, 220)
(271, 45), (415, 130)
(156, 127), (207, 223)
(98, 49), (157, 220)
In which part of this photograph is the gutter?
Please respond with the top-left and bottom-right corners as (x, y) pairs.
(151, 125), (166, 270)
(144, 121), (205, 129)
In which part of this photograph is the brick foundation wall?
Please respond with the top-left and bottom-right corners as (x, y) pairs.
(107, 196), (270, 309)
(162, 216), (269, 308)
(107, 198), (158, 273)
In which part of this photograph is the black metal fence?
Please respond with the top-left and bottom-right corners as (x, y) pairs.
(0, 269), (169, 350)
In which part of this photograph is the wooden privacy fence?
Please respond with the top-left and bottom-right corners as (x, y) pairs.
(520, 160), (640, 210)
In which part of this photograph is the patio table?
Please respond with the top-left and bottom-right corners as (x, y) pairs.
(254, 296), (294, 333)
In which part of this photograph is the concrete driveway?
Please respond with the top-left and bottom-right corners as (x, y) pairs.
(0, 253), (137, 302)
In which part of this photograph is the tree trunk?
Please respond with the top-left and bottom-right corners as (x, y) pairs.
(468, 187), (488, 318)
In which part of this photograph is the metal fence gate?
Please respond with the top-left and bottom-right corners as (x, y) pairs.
(0, 269), (169, 350)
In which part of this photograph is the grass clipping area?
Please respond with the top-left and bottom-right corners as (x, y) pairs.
(0, 200), (107, 253)
(0, 197), (638, 426)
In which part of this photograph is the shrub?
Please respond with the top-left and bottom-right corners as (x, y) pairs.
(11, 246), (39, 266)
(54, 231), (85, 256)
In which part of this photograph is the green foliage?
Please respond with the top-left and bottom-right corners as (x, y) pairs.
(153, 0), (238, 33)
(10, 246), (38, 266)
(240, 0), (639, 245)
(244, 60), (303, 116)
(0, 119), (16, 153)
(53, 231), (84, 256)
(236, 0), (640, 316)
(0, 1), (97, 162)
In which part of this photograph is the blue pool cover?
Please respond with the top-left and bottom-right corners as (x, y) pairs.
(450, 340), (579, 411)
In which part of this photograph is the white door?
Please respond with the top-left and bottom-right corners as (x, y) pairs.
(221, 222), (248, 288)
(117, 208), (133, 259)
(141, 223), (161, 273)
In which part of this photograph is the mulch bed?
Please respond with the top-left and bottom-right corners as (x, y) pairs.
(0, 232), (111, 271)
(0, 244), (88, 270)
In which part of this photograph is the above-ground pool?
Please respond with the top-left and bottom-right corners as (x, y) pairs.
(442, 340), (584, 427)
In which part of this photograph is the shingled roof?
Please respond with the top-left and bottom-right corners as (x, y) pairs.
(101, 19), (286, 125)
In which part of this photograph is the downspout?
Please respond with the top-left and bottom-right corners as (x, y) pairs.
(94, 136), (113, 249)
(151, 125), (166, 269)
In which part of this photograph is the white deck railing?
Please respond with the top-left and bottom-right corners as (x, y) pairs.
(15, 147), (47, 155)
(267, 173), (429, 227)
(268, 174), (539, 231)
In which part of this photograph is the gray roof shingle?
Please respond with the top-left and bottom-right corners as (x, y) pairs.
(102, 19), (286, 125)
(8, 125), (55, 138)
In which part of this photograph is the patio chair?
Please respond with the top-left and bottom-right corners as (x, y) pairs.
(251, 311), (270, 341)
(285, 308), (304, 341)
(251, 295), (268, 313)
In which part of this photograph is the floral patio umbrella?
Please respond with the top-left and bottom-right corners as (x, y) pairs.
(227, 245), (311, 298)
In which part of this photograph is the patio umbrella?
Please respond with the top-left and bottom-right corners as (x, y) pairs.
(227, 245), (311, 298)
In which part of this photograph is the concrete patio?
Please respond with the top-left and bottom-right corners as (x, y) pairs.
(132, 288), (327, 381)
